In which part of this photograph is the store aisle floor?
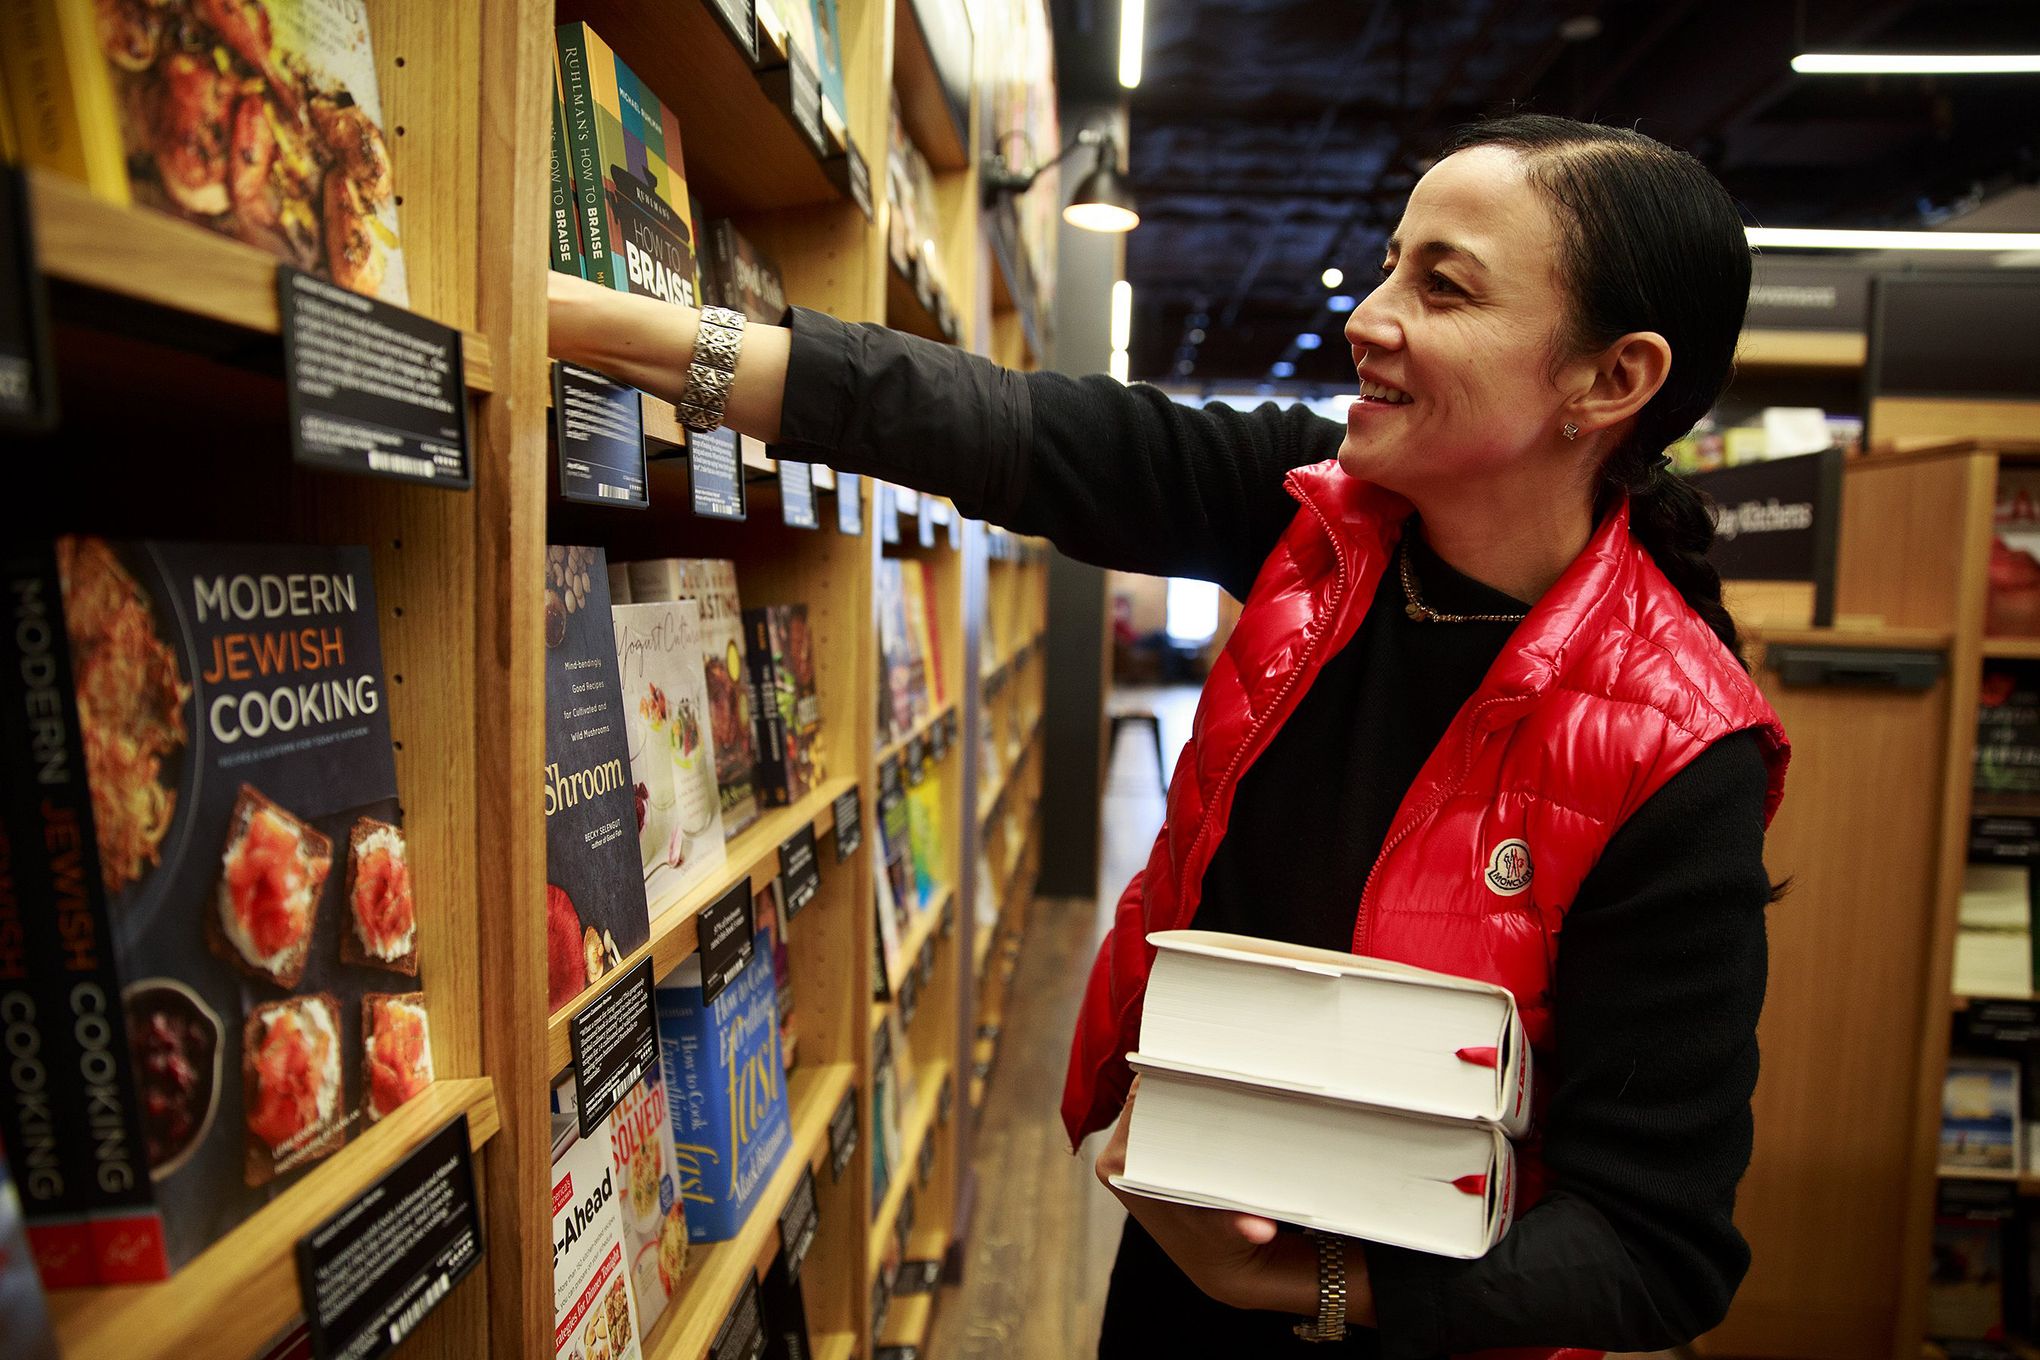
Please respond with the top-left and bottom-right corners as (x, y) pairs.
(929, 682), (1682, 1360)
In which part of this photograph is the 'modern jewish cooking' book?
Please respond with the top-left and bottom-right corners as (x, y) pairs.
(625, 560), (761, 838)
(612, 601), (728, 920)
(655, 943), (792, 1242)
(543, 547), (652, 1017)
(0, 0), (410, 302)
(8, 538), (433, 1280)
(556, 22), (700, 306)
(550, 1109), (643, 1360)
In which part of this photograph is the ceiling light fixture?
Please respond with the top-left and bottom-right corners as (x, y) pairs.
(1747, 226), (2040, 250)
(1272, 360), (1296, 379)
(1111, 280), (1133, 353)
(984, 128), (1140, 233)
(1295, 333), (1323, 351)
(1328, 294), (1356, 311)
(1119, 0), (1145, 89)
(1792, 52), (2040, 75)
(1321, 267), (1345, 289)
(1109, 349), (1131, 384)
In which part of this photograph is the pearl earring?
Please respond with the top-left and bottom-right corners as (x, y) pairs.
(1561, 422), (1579, 441)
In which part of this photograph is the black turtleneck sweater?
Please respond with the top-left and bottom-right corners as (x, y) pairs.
(774, 309), (1773, 1358)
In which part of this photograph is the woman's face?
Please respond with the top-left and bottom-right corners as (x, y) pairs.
(1336, 145), (1588, 496)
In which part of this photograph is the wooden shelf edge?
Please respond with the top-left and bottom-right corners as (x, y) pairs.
(812, 1332), (858, 1360)
(49, 1077), (499, 1360)
(978, 715), (1046, 825)
(643, 1062), (855, 1360)
(867, 1060), (953, 1277)
(1735, 327), (1867, 369)
(1985, 637), (2040, 660)
(888, 885), (953, 996)
(878, 1287), (937, 1349)
(889, 0), (970, 172)
(546, 776), (855, 1073)
(32, 170), (495, 392)
(878, 701), (959, 768)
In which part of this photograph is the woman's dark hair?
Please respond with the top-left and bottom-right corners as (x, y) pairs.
(1443, 114), (1751, 665)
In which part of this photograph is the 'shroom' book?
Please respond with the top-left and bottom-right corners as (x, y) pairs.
(655, 942), (793, 1242)
(12, 538), (434, 1280)
(556, 22), (701, 305)
(543, 547), (651, 1017)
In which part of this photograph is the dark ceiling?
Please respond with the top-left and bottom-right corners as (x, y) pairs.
(1048, 0), (2040, 387)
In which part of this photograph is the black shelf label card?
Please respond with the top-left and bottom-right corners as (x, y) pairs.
(917, 1132), (936, 1188)
(833, 786), (864, 861)
(879, 483), (901, 544)
(938, 1073), (954, 1126)
(779, 457), (820, 528)
(939, 895), (955, 940)
(904, 736), (927, 787)
(835, 470), (864, 535)
(876, 1348), (922, 1360)
(916, 937), (935, 987)
(897, 1186), (917, 1245)
(787, 51), (827, 157)
(708, 1274), (767, 1360)
(918, 495), (937, 548)
(568, 958), (659, 1137)
(928, 715), (948, 764)
(706, 0), (759, 63)
(0, 165), (57, 431)
(552, 361), (648, 507)
(828, 1085), (859, 1182)
(898, 965), (919, 1025)
(777, 1167), (821, 1283)
(698, 878), (757, 1006)
(880, 753), (905, 803)
(296, 1114), (483, 1360)
(898, 1256), (941, 1296)
(689, 424), (748, 520)
(943, 711), (959, 746)
(278, 265), (471, 488)
(780, 823), (821, 919)
(847, 143), (874, 221)
(871, 1275), (892, 1344)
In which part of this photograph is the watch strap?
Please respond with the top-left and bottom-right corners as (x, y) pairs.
(1292, 1230), (1349, 1343)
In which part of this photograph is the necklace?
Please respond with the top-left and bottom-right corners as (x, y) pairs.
(1397, 537), (1531, 625)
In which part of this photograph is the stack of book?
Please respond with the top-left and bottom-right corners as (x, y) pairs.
(1111, 932), (1531, 1259)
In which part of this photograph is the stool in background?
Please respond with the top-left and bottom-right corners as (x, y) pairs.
(1108, 709), (1167, 790)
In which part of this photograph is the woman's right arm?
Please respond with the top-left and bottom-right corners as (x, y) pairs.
(547, 274), (1339, 598)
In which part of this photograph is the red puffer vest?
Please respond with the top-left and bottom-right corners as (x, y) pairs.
(1064, 462), (1789, 1360)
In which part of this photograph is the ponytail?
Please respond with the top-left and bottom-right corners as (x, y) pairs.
(1598, 457), (1745, 669)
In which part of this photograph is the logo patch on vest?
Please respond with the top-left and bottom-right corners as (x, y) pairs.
(1485, 839), (1533, 896)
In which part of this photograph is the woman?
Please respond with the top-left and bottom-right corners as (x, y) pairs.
(549, 115), (1790, 1359)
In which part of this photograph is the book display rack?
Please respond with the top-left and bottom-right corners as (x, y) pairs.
(0, 0), (1056, 1357)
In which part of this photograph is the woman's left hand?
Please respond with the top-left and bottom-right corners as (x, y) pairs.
(1093, 1078), (1315, 1314)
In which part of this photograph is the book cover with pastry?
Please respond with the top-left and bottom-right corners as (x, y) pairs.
(612, 600), (728, 921)
(623, 559), (761, 839)
(543, 546), (652, 1018)
(1, 0), (410, 303)
(14, 536), (432, 1278)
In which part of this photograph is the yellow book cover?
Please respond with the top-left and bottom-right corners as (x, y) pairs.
(0, 0), (131, 202)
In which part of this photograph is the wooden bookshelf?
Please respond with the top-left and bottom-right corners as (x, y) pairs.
(1984, 637), (2040, 661)
(878, 700), (960, 768)
(867, 1061), (951, 1278)
(8, 0), (1059, 1354)
(48, 1078), (501, 1360)
(30, 170), (495, 391)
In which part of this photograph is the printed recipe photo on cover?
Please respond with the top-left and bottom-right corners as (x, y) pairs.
(57, 537), (431, 1275)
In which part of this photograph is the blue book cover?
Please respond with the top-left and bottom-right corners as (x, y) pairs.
(656, 942), (792, 1242)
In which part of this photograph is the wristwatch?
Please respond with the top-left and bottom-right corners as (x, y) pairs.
(676, 304), (746, 433)
(1293, 1230), (1351, 1343)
